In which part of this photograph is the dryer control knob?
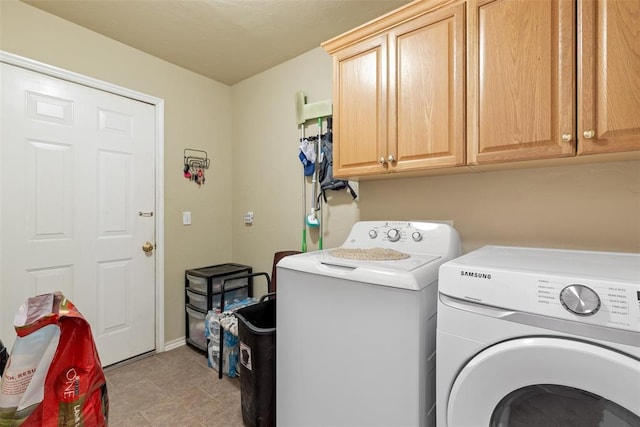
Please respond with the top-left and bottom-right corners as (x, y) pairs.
(368, 229), (378, 239)
(387, 228), (401, 242)
(412, 232), (423, 242)
(560, 284), (601, 316)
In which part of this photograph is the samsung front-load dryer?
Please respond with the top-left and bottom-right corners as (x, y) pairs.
(436, 245), (640, 427)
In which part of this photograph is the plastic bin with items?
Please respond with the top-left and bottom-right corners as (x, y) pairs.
(205, 298), (257, 377)
(205, 272), (271, 379)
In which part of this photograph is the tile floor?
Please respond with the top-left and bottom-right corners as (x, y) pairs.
(104, 345), (244, 426)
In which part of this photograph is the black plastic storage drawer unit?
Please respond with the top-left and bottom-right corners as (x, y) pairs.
(185, 263), (252, 352)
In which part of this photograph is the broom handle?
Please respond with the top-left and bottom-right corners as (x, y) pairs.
(301, 124), (307, 253)
(317, 118), (323, 250)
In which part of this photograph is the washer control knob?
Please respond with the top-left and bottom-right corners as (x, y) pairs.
(387, 228), (401, 242)
(412, 231), (423, 242)
(560, 284), (601, 316)
(368, 229), (378, 239)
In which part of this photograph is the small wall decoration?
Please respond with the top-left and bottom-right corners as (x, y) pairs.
(183, 148), (209, 187)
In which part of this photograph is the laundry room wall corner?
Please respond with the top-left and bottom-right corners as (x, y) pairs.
(230, 47), (360, 293)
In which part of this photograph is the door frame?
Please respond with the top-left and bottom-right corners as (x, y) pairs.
(0, 50), (165, 355)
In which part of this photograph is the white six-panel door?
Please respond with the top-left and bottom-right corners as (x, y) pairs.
(1, 62), (156, 366)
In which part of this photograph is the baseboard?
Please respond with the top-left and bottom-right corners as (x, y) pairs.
(163, 337), (187, 352)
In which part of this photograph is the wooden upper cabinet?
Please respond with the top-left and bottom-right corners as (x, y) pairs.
(389, 3), (466, 173)
(325, 0), (639, 176)
(331, 34), (388, 177)
(577, 0), (640, 155)
(467, 0), (576, 164)
(324, 1), (466, 177)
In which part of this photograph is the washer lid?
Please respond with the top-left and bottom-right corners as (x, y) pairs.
(278, 250), (443, 290)
(320, 250), (440, 272)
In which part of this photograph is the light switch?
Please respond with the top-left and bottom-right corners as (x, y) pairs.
(182, 211), (191, 225)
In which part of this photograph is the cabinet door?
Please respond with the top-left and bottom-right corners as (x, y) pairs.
(468, 0), (576, 164)
(388, 3), (466, 172)
(578, 0), (640, 155)
(332, 34), (388, 177)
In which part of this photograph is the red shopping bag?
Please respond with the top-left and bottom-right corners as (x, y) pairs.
(0, 292), (108, 426)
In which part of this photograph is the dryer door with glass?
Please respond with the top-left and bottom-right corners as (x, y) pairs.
(446, 337), (640, 426)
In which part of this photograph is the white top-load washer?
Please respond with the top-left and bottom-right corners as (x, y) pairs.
(436, 245), (640, 427)
(276, 221), (461, 427)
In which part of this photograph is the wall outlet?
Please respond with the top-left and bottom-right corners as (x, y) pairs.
(182, 211), (191, 225)
(244, 211), (254, 225)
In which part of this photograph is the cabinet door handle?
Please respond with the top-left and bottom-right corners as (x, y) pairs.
(387, 154), (396, 163)
(561, 133), (573, 142)
(583, 130), (595, 139)
(378, 157), (387, 164)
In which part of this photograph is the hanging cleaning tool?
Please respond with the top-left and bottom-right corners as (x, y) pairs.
(306, 119), (320, 228)
(295, 91), (332, 248)
(317, 118), (324, 250)
(298, 125), (318, 244)
(300, 124), (307, 253)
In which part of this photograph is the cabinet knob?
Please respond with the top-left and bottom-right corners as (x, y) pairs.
(387, 154), (396, 163)
(561, 133), (573, 142)
(378, 157), (387, 164)
(583, 130), (595, 139)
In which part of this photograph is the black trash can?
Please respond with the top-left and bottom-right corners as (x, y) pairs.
(235, 294), (276, 427)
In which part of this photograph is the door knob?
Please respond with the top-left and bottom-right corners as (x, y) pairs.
(142, 242), (154, 253)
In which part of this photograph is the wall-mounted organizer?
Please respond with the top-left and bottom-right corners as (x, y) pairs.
(184, 263), (253, 352)
(183, 148), (210, 186)
(295, 90), (356, 253)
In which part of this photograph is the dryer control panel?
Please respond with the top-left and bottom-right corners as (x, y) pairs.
(438, 245), (640, 333)
(534, 278), (637, 330)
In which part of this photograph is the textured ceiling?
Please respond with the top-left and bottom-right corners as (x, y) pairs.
(22, 0), (412, 85)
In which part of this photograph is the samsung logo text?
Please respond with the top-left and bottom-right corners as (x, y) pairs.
(460, 271), (492, 279)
